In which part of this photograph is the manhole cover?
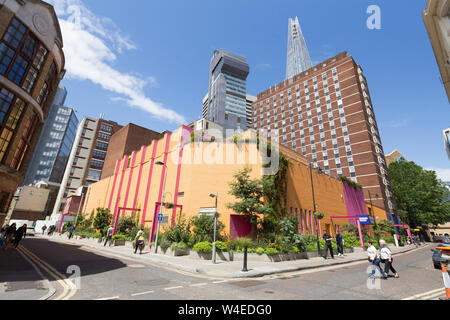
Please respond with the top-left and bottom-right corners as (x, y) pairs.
(229, 280), (265, 288)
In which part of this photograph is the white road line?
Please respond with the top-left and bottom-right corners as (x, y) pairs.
(131, 290), (155, 296)
(212, 280), (228, 284)
(164, 286), (183, 291)
(190, 283), (207, 287)
(419, 291), (446, 300)
(402, 288), (445, 300)
(96, 296), (120, 300)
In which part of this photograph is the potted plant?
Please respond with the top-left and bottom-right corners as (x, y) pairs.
(164, 202), (174, 209)
(313, 211), (325, 220)
(111, 234), (127, 246)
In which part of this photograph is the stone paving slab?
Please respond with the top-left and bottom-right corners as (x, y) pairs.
(38, 234), (426, 279)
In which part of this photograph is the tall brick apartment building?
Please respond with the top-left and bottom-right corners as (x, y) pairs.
(253, 52), (394, 212)
(0, 0), (65, 224)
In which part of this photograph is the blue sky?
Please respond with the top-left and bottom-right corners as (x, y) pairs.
(49, 0), (450, 179)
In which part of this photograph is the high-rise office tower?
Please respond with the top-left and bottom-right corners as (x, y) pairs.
(253, 52), (395, 212)
(0, 1), (66, 225)
(52, 116), (122, 216)
(22, 86), (78, 187)
(204, 50), (250, 131)
(444, 128), (450, 161)
(286, 17), (313, 80)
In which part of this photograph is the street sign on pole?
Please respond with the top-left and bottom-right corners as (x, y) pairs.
(199, 207), (217, 214)
(358, 215), (370, 225)
(158, 214), (163, 222)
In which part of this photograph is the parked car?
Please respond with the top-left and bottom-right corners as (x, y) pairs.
(25, 226), (36, 237)
(431, 243), (450, 269)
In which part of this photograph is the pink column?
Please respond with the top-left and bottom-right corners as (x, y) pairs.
(301, 210), (305, 235)
(112, 156), (129, 235)
(150, 133), (172, 242)
(319, 220), (322, 237)
(131, 146), (147, 225)
(142, 142), (159, 226)
(122, 151), (137, 211)
(107, 160), (121, 211)
(356, 219), (364, 248)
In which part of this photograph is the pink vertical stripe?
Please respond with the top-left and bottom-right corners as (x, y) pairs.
(142, 141), (159, 226)
(171, 126), (193, 226)
(319, 220), (322, 237)
(132, 146), (147, 225)
(107, 160), (121, 210)
(112, 156), (129, 234)
(150, 133), (172, 242)
(122, 151), (137, 211)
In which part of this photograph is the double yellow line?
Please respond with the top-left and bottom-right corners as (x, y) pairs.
(18, 245), (77, 300)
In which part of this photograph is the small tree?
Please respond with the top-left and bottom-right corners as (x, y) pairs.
(227, 167), (272, 239)
(191, 215), (225, 242)
(93, 208), (113, 237)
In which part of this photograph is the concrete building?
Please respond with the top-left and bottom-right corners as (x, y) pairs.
(203, 50), (250, 132)
(51, 116), (122, 218)
(81, 125), (392, 241)
(5, 182), (51, 223)
(0, 0), (65, 224)
(444, 128), (450, 161)
(385, 149), (408, 167)
(22, 86), (78, 186)
(423, 0), (450, 102)
(101, 123), (163, 179)
(286, 17), (313, 80)
(252, 52), (395, 212)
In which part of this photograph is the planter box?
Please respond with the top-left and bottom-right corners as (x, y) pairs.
(113, 239), (126, 246)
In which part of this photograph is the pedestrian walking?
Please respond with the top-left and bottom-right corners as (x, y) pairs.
(13, 224), (27, 248)
(336, 231), (344, 257)
(379, 239), (399, 278)
(68, 225), (75, 239)
(104, 226), (113, 246)
(4, 223), (16, 249)
(367, 241), (387, 279)
(134, 228), (145, 254)
(41, 225), (47, 235)
(323, 230), (334, 259)
(0, 225), (7, 247)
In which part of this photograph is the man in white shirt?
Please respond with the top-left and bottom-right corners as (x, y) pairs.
(104, 226), (114, 246)
(379, 239), (399, 278)
(367, 241), (387, 279)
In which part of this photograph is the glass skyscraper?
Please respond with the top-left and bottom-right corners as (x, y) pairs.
(23, 86), (78, 186)
(286, 17), (313, 80)
(204, 50), (250, 131)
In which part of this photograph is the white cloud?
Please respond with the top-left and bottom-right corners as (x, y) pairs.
(426, 167), (450, 181)
(47, 0), (186, 124)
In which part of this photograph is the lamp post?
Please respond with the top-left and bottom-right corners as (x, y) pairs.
(154, 161), (167, 254)
(209, 193), (218, 264)
(309, 163), (321, 257)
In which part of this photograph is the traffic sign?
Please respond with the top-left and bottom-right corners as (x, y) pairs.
(368, 215), (376, 225)
(158, 214), (163, 222)
(358, 215), (370, 225)
(200, 207), (217, 214)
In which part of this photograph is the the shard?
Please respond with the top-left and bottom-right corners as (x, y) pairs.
(286, 17), (313, 80)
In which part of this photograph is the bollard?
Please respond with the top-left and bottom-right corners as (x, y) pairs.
(242, 246), (248, 272)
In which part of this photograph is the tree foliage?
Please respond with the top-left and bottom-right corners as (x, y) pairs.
(93, 208), (113, 236)
(389, 161), (450, 228)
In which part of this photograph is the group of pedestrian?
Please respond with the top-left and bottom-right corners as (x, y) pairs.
(322, 230), (345, 259)
(367, 239), (399, 279)
(41, 224), (56, 236)
(0, 223), (27, 249)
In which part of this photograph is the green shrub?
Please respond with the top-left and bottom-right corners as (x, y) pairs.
(193, 241), (213, 253)
(163, 214), (191, 244)
(159, 237), (172, 250)
(191, 215), (225, 243)
(171, 241), (188, 251)
(117, 216), (137, 238)
(264, 247), (279, 255)
(215, 241), (227, 252)
(111, 234), (128, 241)
(91, 232), (102, 239)
(187, 235), (196, 248)
(255, 247), (265, 255)
(342, 233), (360, 248)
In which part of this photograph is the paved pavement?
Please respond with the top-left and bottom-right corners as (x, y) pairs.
(1, 235), (446, 300)
(39, 233), (425, 279)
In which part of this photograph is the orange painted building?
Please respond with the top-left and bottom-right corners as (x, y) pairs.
(82, 125), (384, 240)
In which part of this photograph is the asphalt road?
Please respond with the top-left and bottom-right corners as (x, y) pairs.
(4, 238), (447, 300)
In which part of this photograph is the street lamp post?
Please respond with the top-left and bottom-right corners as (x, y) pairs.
(309, 163), (321, 257)
(154, 161), (168, 254)
(210, 193), (218, 264)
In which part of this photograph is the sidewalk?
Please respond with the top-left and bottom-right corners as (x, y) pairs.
(38, 234), (426, 279)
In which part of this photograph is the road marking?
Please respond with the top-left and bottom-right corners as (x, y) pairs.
(190, 283), (207, 287)
(19, 245), (77, 300)
(131, 290), (155, 296)
(96, 296), (120, 300)
(164, 286), (183, 291)
(419, 291), (446, 300)
(18, 246), (69, 300)
(213, 280), (229, 284)
(402, 287), (445, 300)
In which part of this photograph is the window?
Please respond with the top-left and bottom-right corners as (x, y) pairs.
(0, 43), (15, 74)
(10, 111), (37, 170)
